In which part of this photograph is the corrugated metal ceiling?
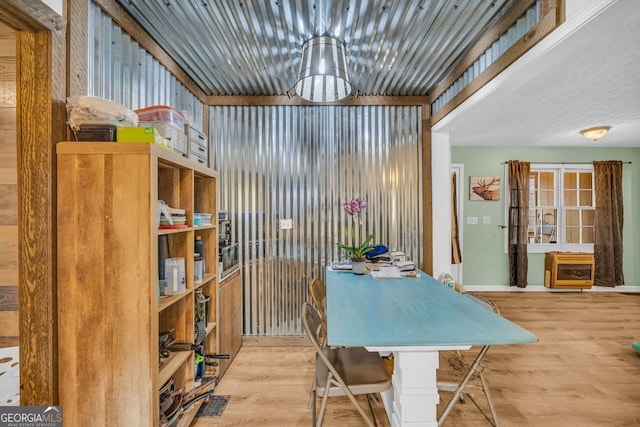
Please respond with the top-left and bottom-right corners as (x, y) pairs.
(114, 0), (520, 97)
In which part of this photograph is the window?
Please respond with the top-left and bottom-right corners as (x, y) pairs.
(522, 164), (595, 253)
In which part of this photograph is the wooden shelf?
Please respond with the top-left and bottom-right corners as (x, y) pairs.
(158, 226), (192, 235)
(195, 273), (217, 290)
(206, 322), (217, 336)
(159, 289), (194, 313)
(157, 223), (216, 235)
(159, 350), (193, 387)
(56, 142), (219, 427)
(193, 223), (217, 231)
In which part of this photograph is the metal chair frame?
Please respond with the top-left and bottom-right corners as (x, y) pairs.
(437, 292), (501, 426)
(303, 302), (391, 427)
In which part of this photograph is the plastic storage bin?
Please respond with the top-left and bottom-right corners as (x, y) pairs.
(134, 105), (185, 129)
(138, 121), (185, 153)
(73, 124), (117, 141)
(134, 105), (187, 154)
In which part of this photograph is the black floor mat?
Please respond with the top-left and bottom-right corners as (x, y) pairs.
(195, 395), (230, 418)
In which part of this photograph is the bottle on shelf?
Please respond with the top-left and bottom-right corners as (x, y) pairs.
(195, 235), (206, 273)
(164, 257), (186, 295)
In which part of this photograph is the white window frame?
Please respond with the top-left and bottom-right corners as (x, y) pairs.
(505, 163), (595, 254)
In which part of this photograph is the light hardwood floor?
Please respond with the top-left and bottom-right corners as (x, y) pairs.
(193, 292), (640, 426)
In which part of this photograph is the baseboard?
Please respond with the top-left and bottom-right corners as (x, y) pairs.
(462, 284), (640, 293)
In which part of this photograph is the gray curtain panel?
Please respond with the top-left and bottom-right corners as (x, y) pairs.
(593, 161), (624, 286)
(508, 161), (530, 287)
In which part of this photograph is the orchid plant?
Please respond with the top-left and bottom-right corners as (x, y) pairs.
(336, 197), (374, 259)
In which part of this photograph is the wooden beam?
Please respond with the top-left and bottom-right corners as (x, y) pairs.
(1, 0), (67, 406)
(430, 0), (536, 101)
(206, 95), (430, 106)
(0, 0), (63, 31)
(421, 104), (432, 275)
(92, 0), (207, 103)
(541, 0), (565, 25)
(430, 9), (560, 126)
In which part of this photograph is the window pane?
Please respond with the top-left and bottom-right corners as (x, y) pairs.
(539, 189), (554, 206)
(527, 167), (593, 249)
(566, 227), (581, 243)
(566, 209), (580, 226)
(579, 190), (593, 207)
(564, 172), (577, 190)
(579, 172), (593, 190)
(540, 172), (554, 190)
(532, 208), (543, 243)
(564, 190), (577, 206)
(541, 209), (557, 243)
(583, 209), (595, 226)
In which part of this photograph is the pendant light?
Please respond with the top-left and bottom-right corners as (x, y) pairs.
(293, 36), (352, 103)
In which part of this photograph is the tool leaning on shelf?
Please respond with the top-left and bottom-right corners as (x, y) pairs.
(159, 375), (219, 426)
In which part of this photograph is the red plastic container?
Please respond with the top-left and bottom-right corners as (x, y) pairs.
(134, 105), (185, 129)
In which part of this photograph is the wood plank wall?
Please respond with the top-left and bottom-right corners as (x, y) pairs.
(0, 23), (17, 349)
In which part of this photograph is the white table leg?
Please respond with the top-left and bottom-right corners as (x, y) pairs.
(368, 345), (470, 426)
(389, 350), (440, 427)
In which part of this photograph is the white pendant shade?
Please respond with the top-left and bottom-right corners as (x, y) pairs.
(294, 36), (352, 103)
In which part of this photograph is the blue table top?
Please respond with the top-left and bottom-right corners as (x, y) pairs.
(326, 268), (538, 348)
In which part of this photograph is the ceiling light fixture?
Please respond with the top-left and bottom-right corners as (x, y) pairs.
(293, 36), (352, 103)
(580, 126), (611, 141)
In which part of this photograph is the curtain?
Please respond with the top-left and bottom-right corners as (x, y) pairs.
(451, 172), (462, 264)
(508, 161), (530, 287)
(593, 161), (624, 287)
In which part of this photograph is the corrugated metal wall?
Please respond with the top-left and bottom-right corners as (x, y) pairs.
(87, 1), (204, 129)
(210, 105), (423, 336)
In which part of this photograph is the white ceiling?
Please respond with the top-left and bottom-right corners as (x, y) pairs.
(433, 0), (640, 148)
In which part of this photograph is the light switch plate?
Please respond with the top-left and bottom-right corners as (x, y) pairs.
(467, 216), (478, 225)
(483, 216), (491, 224)
(279, 218), (293, 230)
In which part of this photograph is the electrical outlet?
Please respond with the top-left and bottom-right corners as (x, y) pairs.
(279, 218), (293, 230)
(467, 216), (478, 225)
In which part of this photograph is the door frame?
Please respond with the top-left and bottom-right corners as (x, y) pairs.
(0, 0), (66, 405)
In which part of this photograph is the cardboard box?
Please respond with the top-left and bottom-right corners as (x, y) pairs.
(116, 127), (172, 150)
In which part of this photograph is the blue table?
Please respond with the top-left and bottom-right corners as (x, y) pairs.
(326, 268), (537, 427)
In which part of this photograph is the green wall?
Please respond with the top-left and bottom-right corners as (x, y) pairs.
(451, 146), (639, 287)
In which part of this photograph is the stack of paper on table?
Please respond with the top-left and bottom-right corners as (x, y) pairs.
(370, 266), (402, 279)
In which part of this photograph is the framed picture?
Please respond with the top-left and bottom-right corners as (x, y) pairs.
(469, 176), (501, 201)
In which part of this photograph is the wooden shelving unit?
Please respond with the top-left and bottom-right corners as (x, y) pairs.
(57, 142), (218, 427)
